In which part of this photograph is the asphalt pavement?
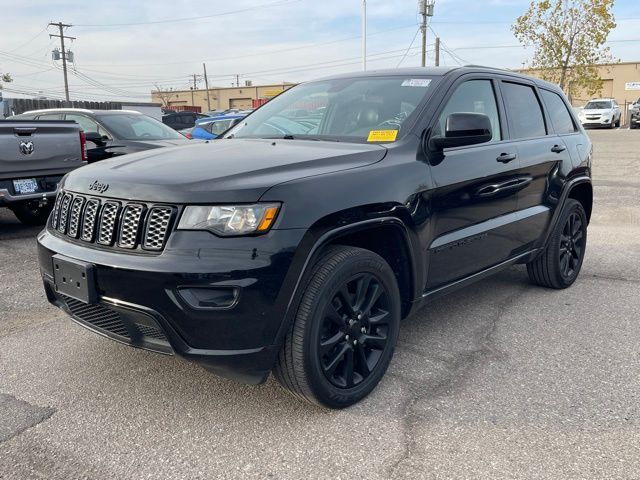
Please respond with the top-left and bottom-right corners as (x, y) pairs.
(0, 128), (638, 479)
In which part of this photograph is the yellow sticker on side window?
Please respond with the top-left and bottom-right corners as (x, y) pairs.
(367, 130), (398, 142)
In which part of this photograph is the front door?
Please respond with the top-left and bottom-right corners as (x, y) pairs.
(425, 78), (524, 290)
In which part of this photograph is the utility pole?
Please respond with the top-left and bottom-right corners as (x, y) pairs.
(361, 0), (367, 71)
(236, 74), (240, 88)
(418, 1), (435, 67)
(192, 74), (198, 90)
(49, 22), (75, 102)
(202, 63), (211, 111)
(435, 37), (440, 66)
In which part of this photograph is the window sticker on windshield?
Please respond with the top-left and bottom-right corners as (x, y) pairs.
(367, 130), (398, 142)
(401, 79), (431, 87)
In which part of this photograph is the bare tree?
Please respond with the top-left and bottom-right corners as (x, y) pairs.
(153, 83), (176, 108)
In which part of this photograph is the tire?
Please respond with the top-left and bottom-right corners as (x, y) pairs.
(10, 201), (54, 226)
(527, 199), (587, 289)
(273, 245), (401, 408)
(615, 117), (621, 128)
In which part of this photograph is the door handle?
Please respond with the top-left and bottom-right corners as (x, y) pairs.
(476, 177), (533, 197)
(551, 144), (566, 153)
(496, 153), (517, 163)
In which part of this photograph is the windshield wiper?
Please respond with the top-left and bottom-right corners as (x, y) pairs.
(279, 135), (340, 142)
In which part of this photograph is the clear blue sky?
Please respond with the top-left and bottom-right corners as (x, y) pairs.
(1, 0), (638, 101)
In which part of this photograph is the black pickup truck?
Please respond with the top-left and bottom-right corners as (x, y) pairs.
(37, 66), (592, 408)
(0, 120), (86, 225)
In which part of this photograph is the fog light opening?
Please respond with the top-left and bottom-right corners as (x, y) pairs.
(177, 286), (240, 310)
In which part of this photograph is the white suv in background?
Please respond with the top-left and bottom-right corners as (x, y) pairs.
(577, 98), (621, 128)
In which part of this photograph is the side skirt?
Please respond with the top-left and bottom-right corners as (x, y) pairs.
(419, 249), (540, 304)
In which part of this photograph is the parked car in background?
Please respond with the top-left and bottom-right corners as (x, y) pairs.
(179, 127), (194, 139)
(191, 114), (246, 140)
(39, 66), (593, 408)
(0, 119), (86, 224)
(11, 109), (190, 163)
(629, 97), (640, 129)
(577, 98), (621, 128)
(162, 111), (209, 130)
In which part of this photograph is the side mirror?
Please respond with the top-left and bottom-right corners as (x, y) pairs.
(431, 113), (493, 150)
(85, 131), (106, 146)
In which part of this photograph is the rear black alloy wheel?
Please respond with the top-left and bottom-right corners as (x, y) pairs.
(319, 272), (390, 389)
(527, 198), (587, 289)
(559, 212), (584, 280)
(273, 246), (401, 408)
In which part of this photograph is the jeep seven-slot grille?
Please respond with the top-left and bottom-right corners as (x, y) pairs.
(50, 191), (175, 252)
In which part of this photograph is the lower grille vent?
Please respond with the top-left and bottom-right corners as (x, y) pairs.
(63, 295), (130, 339)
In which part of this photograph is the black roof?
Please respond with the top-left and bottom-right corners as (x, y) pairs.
(311, 65), (562, 92)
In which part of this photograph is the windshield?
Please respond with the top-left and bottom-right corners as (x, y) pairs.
(96, 114), (184, 141)
(226, 76), (436, 143)
(584, 101), (612, 110)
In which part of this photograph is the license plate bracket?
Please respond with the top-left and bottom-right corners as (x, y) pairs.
(52, 254), (98, 304)
(13, 178), (39, 194)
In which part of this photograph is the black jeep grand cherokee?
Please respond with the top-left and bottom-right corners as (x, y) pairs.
(38, 67), (592, 408)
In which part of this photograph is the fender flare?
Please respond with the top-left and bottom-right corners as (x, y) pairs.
(541, 175), (592, 249)
(273, 217), (417, 346)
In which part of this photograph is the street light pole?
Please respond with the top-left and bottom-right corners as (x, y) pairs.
(362, 0), (367, 71)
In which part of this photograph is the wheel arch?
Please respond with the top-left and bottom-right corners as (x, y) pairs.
(275, 217), (418, 349)
(567, 181), (593, 224)
(540, 176), (592, 250)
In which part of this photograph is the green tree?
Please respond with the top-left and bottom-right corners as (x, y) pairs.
(0, 72), (11, 88)
(512, 0), (616, 99)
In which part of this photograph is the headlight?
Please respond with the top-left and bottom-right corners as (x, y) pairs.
(177, 203), (280, 236)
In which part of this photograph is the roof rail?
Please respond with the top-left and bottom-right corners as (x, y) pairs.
(463, 64), (514, 72)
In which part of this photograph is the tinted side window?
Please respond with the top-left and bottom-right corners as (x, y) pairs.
(501, 82), (546, 139)
(37, 113), (62, 120)
(436, 79), (501, 142)
(541, 89), (576, 134)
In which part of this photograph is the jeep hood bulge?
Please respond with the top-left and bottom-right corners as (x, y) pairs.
(62, 139), (387, 203)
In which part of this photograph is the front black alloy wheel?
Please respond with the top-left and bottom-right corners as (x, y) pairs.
(527, 199), (587, 289)
(273, 246), (401, 408)
(319, 272), (391, 389)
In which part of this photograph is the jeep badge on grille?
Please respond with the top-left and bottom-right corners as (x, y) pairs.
(89, 180), (109, 194)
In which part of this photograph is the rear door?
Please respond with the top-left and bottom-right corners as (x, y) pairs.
(498, 81), (573, 251)
(0, 121), (82, 179)
(425, 77), (524, 289)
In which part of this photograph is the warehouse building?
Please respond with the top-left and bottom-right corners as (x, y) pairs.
(519, 61), (640, 109)
(152, 82), (295, 112)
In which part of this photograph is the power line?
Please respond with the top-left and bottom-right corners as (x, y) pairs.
(74, 0), (300, 27)
(397, 28), (421, 68)
(75, 23), (419, 69)
(5, 26), (48, 53)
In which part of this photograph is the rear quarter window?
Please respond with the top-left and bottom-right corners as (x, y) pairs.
(501, 82), (547, 139)
(540, 89), (577, 135)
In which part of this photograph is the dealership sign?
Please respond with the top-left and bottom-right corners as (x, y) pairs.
(625, 82), (640, 90)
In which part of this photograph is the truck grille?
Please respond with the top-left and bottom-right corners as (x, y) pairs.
(50, 190), (176, 252)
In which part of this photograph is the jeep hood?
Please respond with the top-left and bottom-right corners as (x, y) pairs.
(62, 138), (387, 203)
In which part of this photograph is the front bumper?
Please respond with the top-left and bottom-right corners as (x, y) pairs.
(579, 116), (613, 127)
(630, 113), (640, 126)
(38, 226), (309, 384)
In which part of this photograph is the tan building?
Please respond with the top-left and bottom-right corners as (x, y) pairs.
(520, 61), (640, 108)
(152, 83), (296, 112)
